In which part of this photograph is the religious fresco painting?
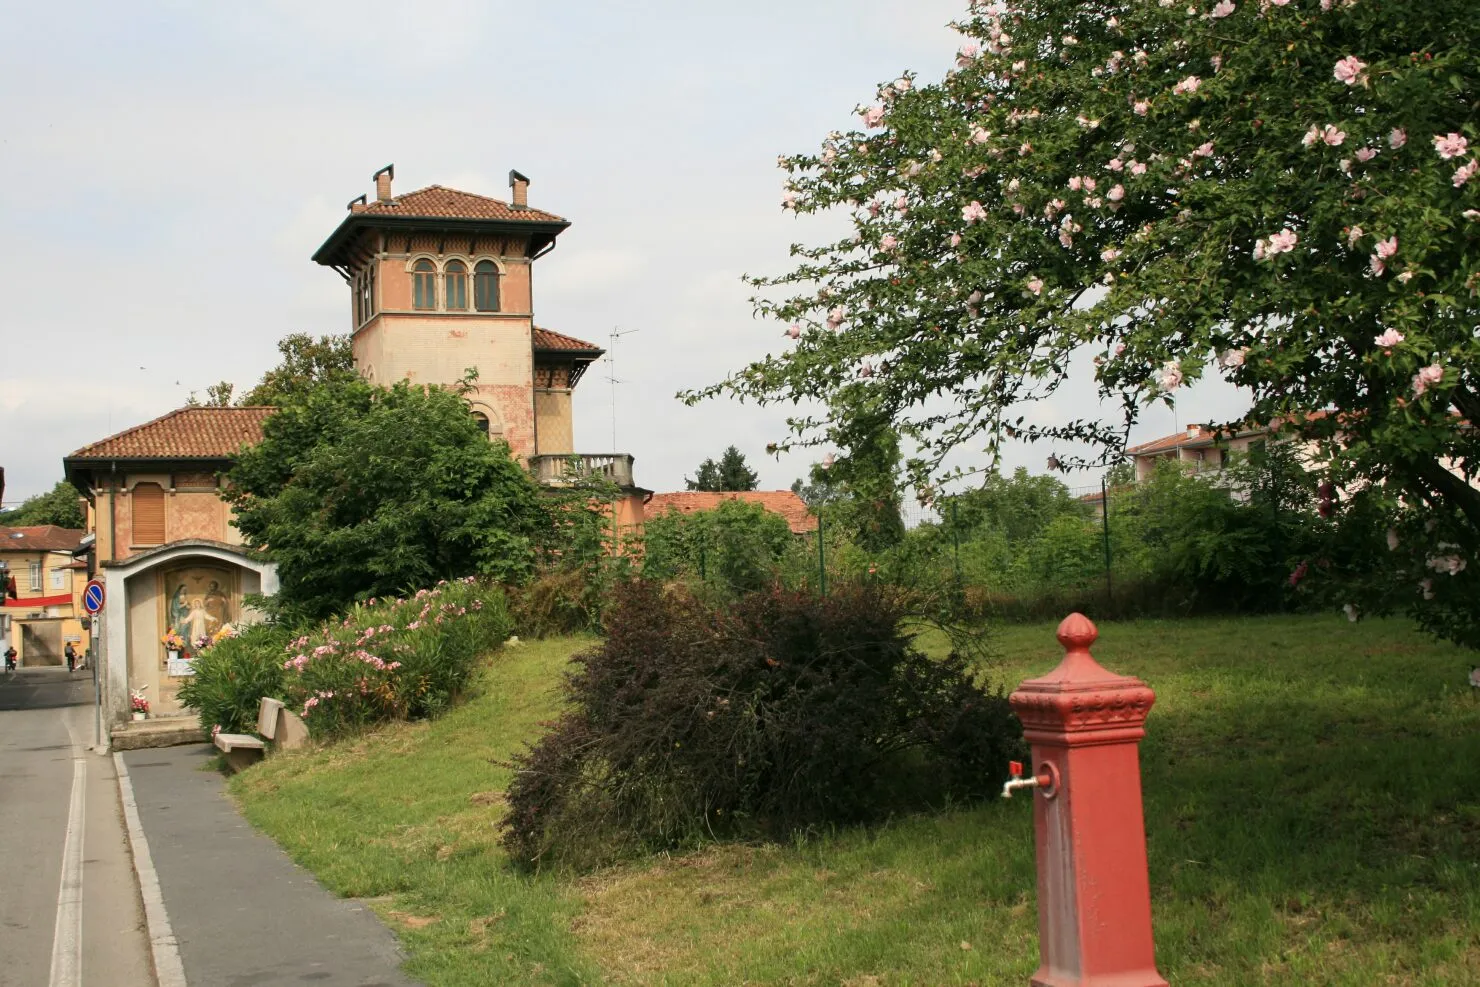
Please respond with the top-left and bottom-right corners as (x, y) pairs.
(162, 566), (236, 673)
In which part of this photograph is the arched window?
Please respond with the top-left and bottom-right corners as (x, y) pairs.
(445, 260), (468, 311)
(471, 412), (491, 438)
(413, 259), (437, 310)
(474, 260), (500, 312)
(132, 482), (165, 546)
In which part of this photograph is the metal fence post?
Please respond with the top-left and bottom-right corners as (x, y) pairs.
(1101, 476), (1113, 606)
(951, 498), (962, 591)
(817, 512), (827, 597)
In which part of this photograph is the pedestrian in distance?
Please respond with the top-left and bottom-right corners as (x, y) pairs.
(4, 646), (16, 673)
(64, 642), (76, 672)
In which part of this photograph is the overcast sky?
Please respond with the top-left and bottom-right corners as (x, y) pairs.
(0, 0), (1248, 508)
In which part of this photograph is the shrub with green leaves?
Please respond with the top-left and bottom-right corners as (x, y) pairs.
(178, 578), (512, 741)
(641, 499), (794, 595)
(501, 579), (1025, 871)
(177, 623), (291, 735)
(279, 577), (513, 739)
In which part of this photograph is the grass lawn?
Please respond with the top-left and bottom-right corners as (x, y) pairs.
(231, 615), (1480, 985)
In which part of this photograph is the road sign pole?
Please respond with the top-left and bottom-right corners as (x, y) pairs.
(93, 611), (103, 750)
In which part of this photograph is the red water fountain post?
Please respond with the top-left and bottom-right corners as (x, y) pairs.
(1005, 613), (1167, 987)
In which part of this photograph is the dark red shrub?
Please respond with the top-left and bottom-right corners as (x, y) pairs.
(501, 579), (1025, 871)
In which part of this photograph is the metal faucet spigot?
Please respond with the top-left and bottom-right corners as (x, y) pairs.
(1001, 760), (1046, 799)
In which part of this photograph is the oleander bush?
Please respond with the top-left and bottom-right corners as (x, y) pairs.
(180, 577), (513, 741)
(501, 579), (1025, 871)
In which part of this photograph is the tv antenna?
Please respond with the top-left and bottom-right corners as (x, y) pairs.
(605, 327), (640, 452)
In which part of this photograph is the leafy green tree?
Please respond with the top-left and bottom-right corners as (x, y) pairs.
(642, 499), (793, 594)
(944, 467), (1088, 547)
(689, 0), (1478, 645)
(225, 378), (549, 620)
(239, 333), (359, 407)
(686, 445), (759, 491)
(0, 480), (85, 529)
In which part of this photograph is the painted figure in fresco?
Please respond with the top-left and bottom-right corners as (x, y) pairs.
(179, 598), (219, 646)
(168, 585), (190, 635)
(204, 580), (230, 629)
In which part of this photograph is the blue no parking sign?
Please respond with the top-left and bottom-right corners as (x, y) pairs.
(83, 580), (105, 615)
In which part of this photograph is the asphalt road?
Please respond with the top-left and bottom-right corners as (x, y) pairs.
(0, 669), (153, 987)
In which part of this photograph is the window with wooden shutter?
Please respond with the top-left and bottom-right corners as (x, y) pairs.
(132, 482), (166, 545)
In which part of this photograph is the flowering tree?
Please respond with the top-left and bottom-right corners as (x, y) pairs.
(687, 0), (1478, 644)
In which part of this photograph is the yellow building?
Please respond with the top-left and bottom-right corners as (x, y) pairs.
(64, 407), (280, 724)
(1, 524), (90, 666)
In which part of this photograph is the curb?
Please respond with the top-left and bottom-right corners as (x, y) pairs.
(113, 752), (189, 987)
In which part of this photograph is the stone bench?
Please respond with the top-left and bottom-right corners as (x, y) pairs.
(214, 732), (265, 773)
(213, 697), (312, 773)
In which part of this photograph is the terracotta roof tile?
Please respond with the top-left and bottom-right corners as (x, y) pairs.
(68, 407), (274, 461)
(360, 185), (566, 224)
(645, 491), (818, 535)
(0, 525), (87, 552)
(533, 327), (603, 354)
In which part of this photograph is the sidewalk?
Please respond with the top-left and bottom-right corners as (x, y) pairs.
(120, 744), (419, 986)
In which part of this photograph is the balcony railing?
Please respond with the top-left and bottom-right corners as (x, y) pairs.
(529, 453), (636, 489)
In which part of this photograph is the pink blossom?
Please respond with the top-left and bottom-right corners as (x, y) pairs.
(893, 77), (911, 93)
(1193, 141), (1215, 158)
(785, 324), (801, 339)
(858, 362), (874, 378)
(880, 234), (899, 252)
(1108, 184), (1125, 202)
(961, 201), (988, 224)
(1453, 160), (1479, 187)
(1267, 228), (1299, 256)
(1346, 225), (1363, 246)
(893, 194), (908, 213)
(821, 453), (836, 470)
(1068, 176), (1084, 191)
(1210, 0), (1236, 17)
(1386, 528), (1400, 551)
(1157, 360), (1184, 392)
(1026, 277), (1044, 296)
(1100, 247), (1121, 262)
(970, 126), (992, 145)
(1412, 363), (1444, 396)
(1018, 142), (1033, 156)
(1373, 329), (1404, 348)
(1375, 235), (1398, 259)
(1115, 343), (1127, 356)
(1433, 133), (1468, 160)
(1322, 125), (1346, 147)
(1106, 158), (1124, 172)
(826, 305), (847, 329)
(1130, 160), (1147, 176)
(1332, 55), (1367, 86)
(1082, 176), (1097, 192)
(1426, 553), (1467, 576)
(861, 104), (886, 129)
(1172, 75), (1201, 95)
(949, 233), (963, 247)
(1220, 348), (1247, 368)
(1302, 125), (1321, 148)
(1369, 255), (1385, 276)
(1133, 100), (1150, 116)
(1354, 147), (1378, 163)
(956, 42), (981, 68)
(1419, 578), (1434, 600)
(1389, 128), (1407, 149)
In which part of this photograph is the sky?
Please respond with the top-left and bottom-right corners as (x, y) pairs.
(0, 0), (1250, 508)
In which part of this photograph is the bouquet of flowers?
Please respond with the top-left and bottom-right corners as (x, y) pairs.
(161, 630), (186, 651)
(130, 687), (150, 714)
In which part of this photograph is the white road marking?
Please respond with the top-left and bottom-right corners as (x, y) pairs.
(114, 752), (189, 987)
(48, 719), (85, 987)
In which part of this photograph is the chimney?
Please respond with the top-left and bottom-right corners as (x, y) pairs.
(1187, 426), (1200, 440)
(373, 164), (395, 203)
(509, 169), (530, 209)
